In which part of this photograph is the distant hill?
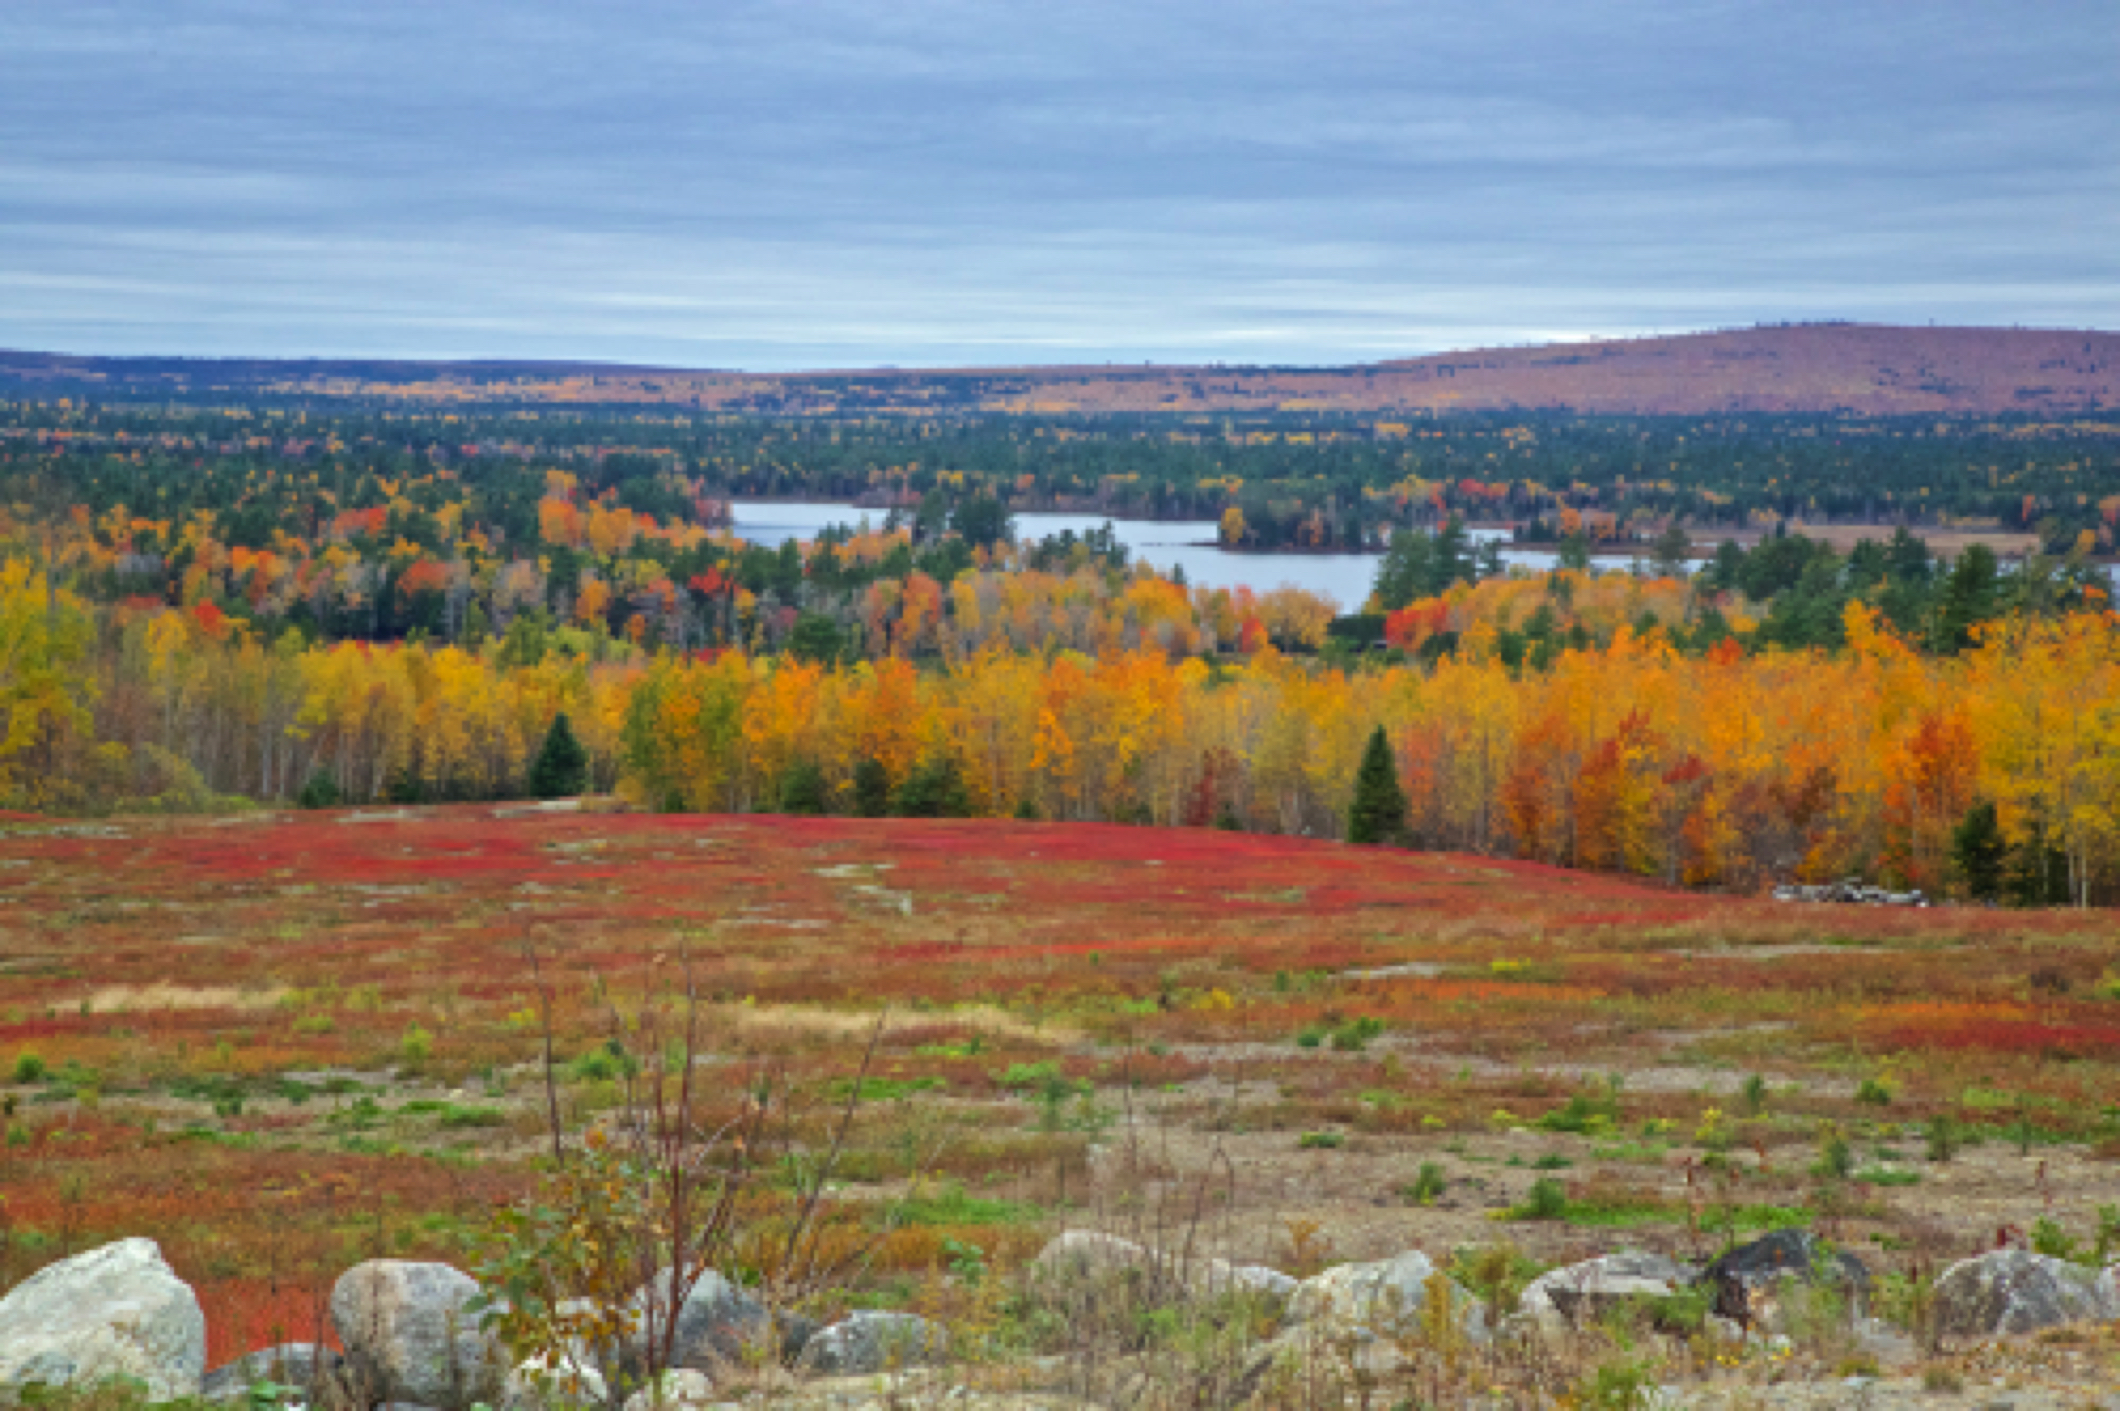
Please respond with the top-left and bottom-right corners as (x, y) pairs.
(4, 324), (2116, 415)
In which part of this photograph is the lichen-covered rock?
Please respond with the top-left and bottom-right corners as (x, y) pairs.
(1510, 1251), (1693, 1336)
(619, 1367), (716, 1411)
(202, 1343), (341, 1401)
(664, 1270), (814, 1367)
(1029, 1231), (1292, 1304)
(501, 1350), (606, 1411)
(1698, 1230), (1869, 1331)
(796, 1311), (948, 1375)
(330, 1260), (502, 1408)
(1285, 1251), (1487, 1342)
(1931, 1249), (2120, 1338)
(0, 1238), (207, 1401)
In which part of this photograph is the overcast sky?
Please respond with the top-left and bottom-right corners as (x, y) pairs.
(2, 2), (2115, 369)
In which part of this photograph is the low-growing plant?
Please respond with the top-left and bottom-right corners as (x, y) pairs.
(1855, 1077), (1894, 1106)
(12, 1053), (46, 1084)
(1297, 1131), (1345, 1150)
(1403, 1161), (1447, 1205)
(1924, 1113), (1959, 1162)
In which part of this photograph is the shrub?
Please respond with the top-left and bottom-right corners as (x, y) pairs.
(1297, 1131), (1345, 1150)
(1924, 1114), (1959, 1162)
(400, 1025), (434, 1064)
(1855, 1077), (1894, 1106)
(1328, 1016), (1385, 1051)
(12, 1053), (47, 1084)
(1404, 1162), (1447, 1205)
(1517, 1177), (1570, 1221)
(1741, 1073), (1769, 1114)
(1814, 1124), (1854, 1180)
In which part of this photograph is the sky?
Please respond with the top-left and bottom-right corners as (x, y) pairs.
(2, 1), (2115, 369)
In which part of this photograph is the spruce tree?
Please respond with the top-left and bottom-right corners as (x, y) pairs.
(852, 758), (892, 818)
(529, 712), (590, 799)
(779, 760), (829, 815)
(1347, 725), (1407, 845)
(297, 767), (340, 810)
(894, 754), (970, 818)
(1950, 800), (2006, 902)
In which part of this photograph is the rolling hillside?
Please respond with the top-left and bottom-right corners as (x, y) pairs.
(3, 323), (2117, 415)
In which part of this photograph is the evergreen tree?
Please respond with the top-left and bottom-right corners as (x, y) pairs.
(779, 759), (829, 815)
(2006, 819), (2071, 907)
(1950, 800), (2006, 902)
(852, 758), (892, 818)
(1012, 795), (1040, 821)
(1347, 725), (1407, 845)
(894, 753), (970, 818)
(529, 712), (589, 799)
(296, 767), (340, 810)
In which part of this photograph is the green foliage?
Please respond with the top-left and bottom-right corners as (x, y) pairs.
(1814, 1124), (1855, 1180)
(778, 759), (829, 815)
(1516, 1177), (1570, 1221)
(1951, 800), (2006, 901)
(1741, 1072), (1769, 1115)
(1297, 1131), (1345, 1150)
(852, 757), (892, 818)
(1328, 1015), (1386, 1051)
(1346, 726), (1407, 845)
(1855, 1078), (1893, 1107)
(1404, 1162), (1448, 1205)
(884, 1181), (1041, 1228)
(1924, 1113), (1959, 1163)
(785, 612), (847, 665)
(296, 767), (340, 810)
(893, 752), (970, 818)
(12, 1052), (47, 1084)
(528, 711), (589, 799)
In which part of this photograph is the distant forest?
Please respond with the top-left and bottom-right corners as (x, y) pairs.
(5, 398), (2118, 561)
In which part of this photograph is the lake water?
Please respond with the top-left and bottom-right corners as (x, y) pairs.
(732, 501), (1609, 610)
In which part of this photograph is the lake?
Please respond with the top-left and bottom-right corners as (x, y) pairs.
(731, 501), (1616, 610)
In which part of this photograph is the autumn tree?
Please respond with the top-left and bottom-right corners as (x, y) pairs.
(530, 712), (590, 798)
(1347, 726), (1407, 845)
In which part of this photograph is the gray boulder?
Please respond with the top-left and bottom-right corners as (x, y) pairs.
(330, 1260), (502, 1408)
(1931, 1250), (2120, 1338)
(202, 1343), (342, 1401)
(619, 1368), (716, 1411)
(0, 1238), (208, 1401)
(1698, 1230), (1869, 1332)
(1285, 1250), (1487, 1342)
(1511, 1251), (1693, 1336)
(796, 1311), (948, 1375)
(659, 1270), (812, 1368)
(1029, 1231), (1292, 1303)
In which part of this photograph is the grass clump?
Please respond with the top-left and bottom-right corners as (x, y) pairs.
(1297, 1131), (1345, 1150)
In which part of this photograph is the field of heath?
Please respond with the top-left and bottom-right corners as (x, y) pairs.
(2, 804), (2117, 1363)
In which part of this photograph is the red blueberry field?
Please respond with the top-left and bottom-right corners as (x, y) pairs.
(1, 805), (2117, 1362)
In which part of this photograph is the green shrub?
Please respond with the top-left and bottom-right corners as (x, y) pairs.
(1517, 1178), (1570, 1221)
(1404, 1162), (1447, 1205)
(1855, 1078), (1893, 1106)
(1741, 1073), (1769, 1114)
(1924, 1113), (1959, 1162)
(12, 1053), (47, 1084)
(1328, 1016), (1386, 1052)
(1297, 1131), (1345, 1150)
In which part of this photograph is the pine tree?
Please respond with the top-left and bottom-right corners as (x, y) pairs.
(529, 712), (589, 799)
(779, 760), (828, 815)
(297, 767), (340, 810)
(1347, 725), (1407, 845)
(852, 758), (892, 818)
(894, 754), (970, 818)
(1950, 800), (2006, 902)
